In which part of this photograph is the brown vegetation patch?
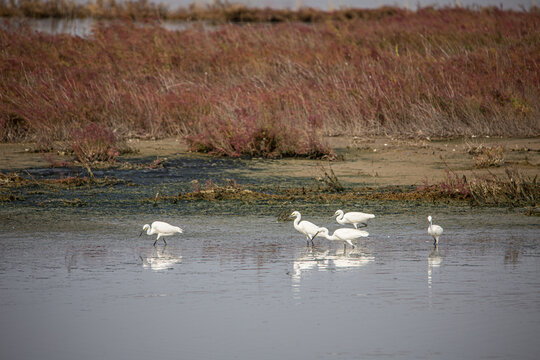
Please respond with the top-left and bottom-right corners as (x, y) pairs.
(70, 123), (120, 163)
(145, 167), (538, 210)
(0, 193), (25, 202)
(468, 144), (506, 168)
(145, 179), (461, 206)
(0, 171), (130, 190)
(169, 179), (282, 202)
(418, 169), (539, 207)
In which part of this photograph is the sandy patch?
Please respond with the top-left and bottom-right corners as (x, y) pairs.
(240, 137), (540, 187)
(1, 136), (538, 187)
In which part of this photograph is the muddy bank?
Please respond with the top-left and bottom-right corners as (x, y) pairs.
(2, 136), (539, 186)
(1, 136), (538, 217)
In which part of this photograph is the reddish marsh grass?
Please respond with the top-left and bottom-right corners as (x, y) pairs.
(70, 123), (119, 162)
(0, 8), (539, 157)
(419, 169), (539, 206)
(187, 105), (332, 158)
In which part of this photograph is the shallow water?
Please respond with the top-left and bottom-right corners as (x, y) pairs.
(1, 155), (539, 359)
(1, 209), (539, 360)
(1, 17), (214, 37)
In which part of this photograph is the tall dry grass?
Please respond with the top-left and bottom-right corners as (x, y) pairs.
(0, 7), (539, 157)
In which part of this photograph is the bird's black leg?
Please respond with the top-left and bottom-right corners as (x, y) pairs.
(309, 230), (320, 247)
(163, 238), (167, 246)
(153, 239), (158, 247)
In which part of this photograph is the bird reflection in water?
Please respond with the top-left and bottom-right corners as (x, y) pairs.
(140, 246), (182, 271)
(291, 247), (375, 282)
(427, 245), (442, 289)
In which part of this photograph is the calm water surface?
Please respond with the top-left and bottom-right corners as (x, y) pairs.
(1, 17), (210, 37)
(0, 210), (538, 360)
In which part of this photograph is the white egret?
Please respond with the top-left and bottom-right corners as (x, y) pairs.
(317, 227), (369, 250)
(427, 215), (443, 245)
(290, 211), (322, 246)
(334, 209), (375, 229)
(140, 221), (183, 246)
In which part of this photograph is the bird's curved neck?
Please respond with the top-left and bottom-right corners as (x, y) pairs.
(336, 212), (344, 221)
(293, 214), (301, 227)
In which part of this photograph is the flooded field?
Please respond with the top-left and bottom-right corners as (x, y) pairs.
(1, 154), (539, 360)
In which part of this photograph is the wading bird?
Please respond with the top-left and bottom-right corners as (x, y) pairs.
(140, 221), (183, 246)
(290, 211), (322, 246)
(334, 209), (375, 229)
(317, 227), (369, 250)
(427, 216), (443, 246)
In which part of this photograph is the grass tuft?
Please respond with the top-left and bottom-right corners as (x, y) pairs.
(419, 169), (538, 207)
(316, 162), (344, 192)
(187, 113), (333, 158)
(70, 123), (119, 163)
(471, 145), (506, 168)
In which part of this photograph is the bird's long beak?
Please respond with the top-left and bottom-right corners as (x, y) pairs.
(139, 230), (144, 237)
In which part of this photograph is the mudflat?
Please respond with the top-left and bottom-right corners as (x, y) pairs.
(2, 137), (538, 187)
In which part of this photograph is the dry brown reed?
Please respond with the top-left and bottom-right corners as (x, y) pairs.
(316, 162), (344, 192)
(471, 145), (506, 168)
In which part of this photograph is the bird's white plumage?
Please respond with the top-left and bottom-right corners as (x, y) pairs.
(290, 211), (321, 245)
(334, 209), (375, 229)
(318, 227), (369, 248)
(141, 221), (183, 246)
(427, 216), (443, 245)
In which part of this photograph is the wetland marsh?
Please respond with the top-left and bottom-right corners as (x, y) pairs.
(1, 5), (539, 358)
(1, 139), (539, 360)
